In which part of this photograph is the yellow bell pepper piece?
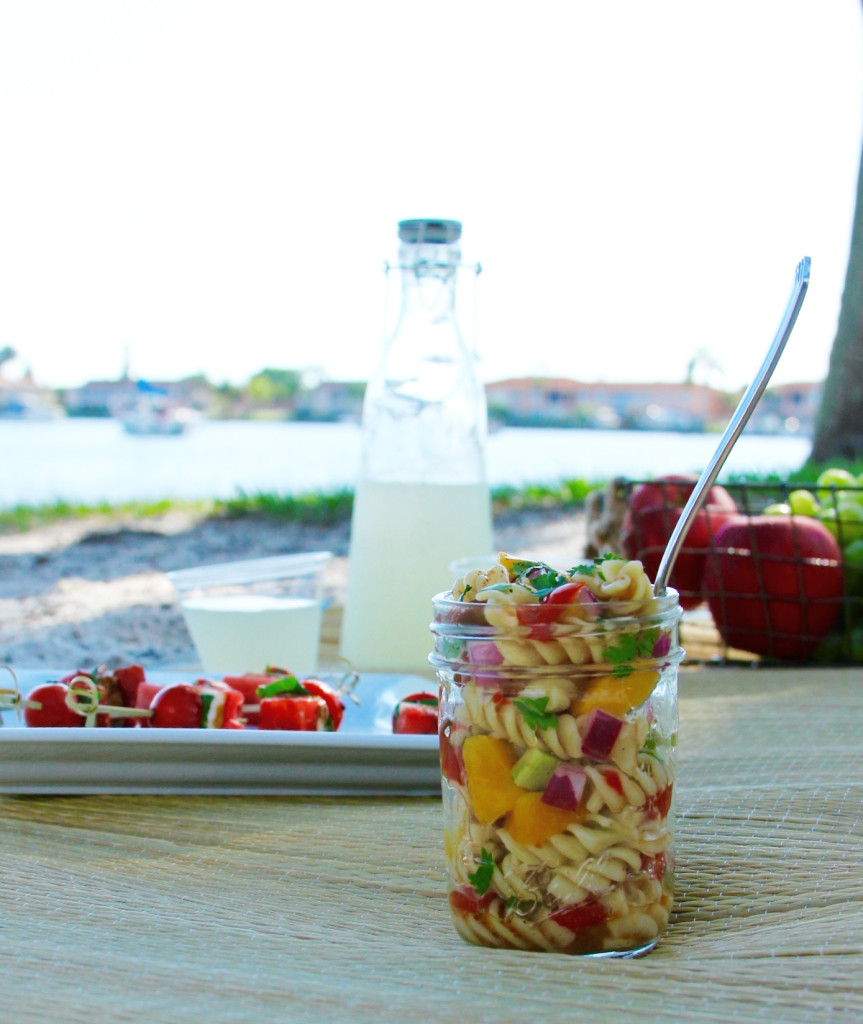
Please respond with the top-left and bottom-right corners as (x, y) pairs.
(462, 734), (523, 824)
(505, 791), (586, 847)
(574, 669), (660, 718)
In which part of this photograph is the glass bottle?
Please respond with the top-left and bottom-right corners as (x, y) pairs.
(341, 219), (493, 673)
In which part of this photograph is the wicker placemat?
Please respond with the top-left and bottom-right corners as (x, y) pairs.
(1, 667), (860, 1023)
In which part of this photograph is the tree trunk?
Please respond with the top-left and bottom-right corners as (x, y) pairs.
(811, 130), (863, 461)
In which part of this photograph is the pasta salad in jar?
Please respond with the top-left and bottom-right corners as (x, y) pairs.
(430, 553), (683, 957)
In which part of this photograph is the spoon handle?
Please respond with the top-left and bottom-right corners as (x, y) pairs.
(653, 256), (811, 597)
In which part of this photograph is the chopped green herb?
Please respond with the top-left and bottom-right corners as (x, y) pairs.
(200, 691), (214, 726)
(641, 734), (658, 757)
(441, 637), (465, 660)
(256, 676), (308, 699)
(605, 634), (639, 665)
(506, 559), (538, 579)
(606, 628), (660, 668)
(512, 695), (558, 731)
(468, 848), (495, 895)
(504, 896), (538, 917)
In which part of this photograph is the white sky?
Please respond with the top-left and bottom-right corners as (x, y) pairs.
(1, 0), (861, 391)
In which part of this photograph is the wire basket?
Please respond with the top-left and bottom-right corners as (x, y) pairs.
(607, 478), (863, 666)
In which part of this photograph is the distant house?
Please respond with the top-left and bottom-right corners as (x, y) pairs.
(486, 377), (733, 431)
(746, 381), (823, 436)
(0, 369), (64, 419)
(62, 375), (211, 417)
(293, 381), (366, 422)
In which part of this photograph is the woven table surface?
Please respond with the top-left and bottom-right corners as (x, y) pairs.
(2, 665), (861, 1024)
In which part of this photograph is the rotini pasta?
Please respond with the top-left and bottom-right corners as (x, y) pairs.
(431, 552), (682, 957)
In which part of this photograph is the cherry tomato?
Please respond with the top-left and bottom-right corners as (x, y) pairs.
(549, 897), (608, 932)
(148, 684), (203, 728)
(113, 664), (146, 705)
(544, 582), (587, 604)
(23, 683), (85, 728)
(301, 679), (345, 731)
(258, 694), (328, 731)
(514, 603), (563, 640)
(393, 692), (438, 734)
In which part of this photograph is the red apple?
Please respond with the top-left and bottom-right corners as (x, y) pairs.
(703, 515), (844, 659)
(622, 475), (738, 609)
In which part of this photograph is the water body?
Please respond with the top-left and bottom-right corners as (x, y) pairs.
(0, 418), (812, 508)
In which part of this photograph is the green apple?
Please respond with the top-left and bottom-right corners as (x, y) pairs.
(788, 489), (820, 517)
(763, 502), (792, 515)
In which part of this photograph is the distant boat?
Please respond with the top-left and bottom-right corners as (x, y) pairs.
(119, 380), (191, 436)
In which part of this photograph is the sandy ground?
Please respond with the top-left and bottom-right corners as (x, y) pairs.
(0, 507), (587, 670)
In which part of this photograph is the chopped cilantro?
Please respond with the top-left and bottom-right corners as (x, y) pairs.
(468, 848), (495, 895)
(606, 628), (660, 668)
(512, 695), (558, 731)
(605, 634), (639, 665)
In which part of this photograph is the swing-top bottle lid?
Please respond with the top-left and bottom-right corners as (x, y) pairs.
(398, 219), (462, 244)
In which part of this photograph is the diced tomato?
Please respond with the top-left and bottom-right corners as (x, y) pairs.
(640, 852), (668, 882)
(449, 887), (494, 916)
(549, 897), (608, 932)
(301, 679), (345, 731)
(258, 694), (328, 731)
(644, 784), (673, 820)
(440, 723), (465, 784)
(603, 769), (624, 796)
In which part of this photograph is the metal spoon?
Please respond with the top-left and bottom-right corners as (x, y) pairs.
(654, 256), (811, 596)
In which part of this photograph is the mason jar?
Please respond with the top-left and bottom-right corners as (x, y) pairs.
(430, 585), (683, 957)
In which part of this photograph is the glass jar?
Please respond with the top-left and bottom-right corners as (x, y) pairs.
(341, 219), (493, 673)
(430, 585), (682, 957)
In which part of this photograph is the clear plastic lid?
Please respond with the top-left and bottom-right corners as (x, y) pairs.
(166, 551), (331, 591)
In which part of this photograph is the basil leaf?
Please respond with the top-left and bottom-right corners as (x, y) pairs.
(256, 676), (308, 699)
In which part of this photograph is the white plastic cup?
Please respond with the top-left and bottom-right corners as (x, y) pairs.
(167, 552), (331, 676)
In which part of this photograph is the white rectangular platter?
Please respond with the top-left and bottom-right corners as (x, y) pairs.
(0, 670), (440, 796)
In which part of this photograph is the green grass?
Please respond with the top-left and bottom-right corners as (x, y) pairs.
(2, 460), (859, 535)
(0, 498), (217, 534)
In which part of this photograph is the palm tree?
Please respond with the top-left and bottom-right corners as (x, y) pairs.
(811, 118), (863, 460)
